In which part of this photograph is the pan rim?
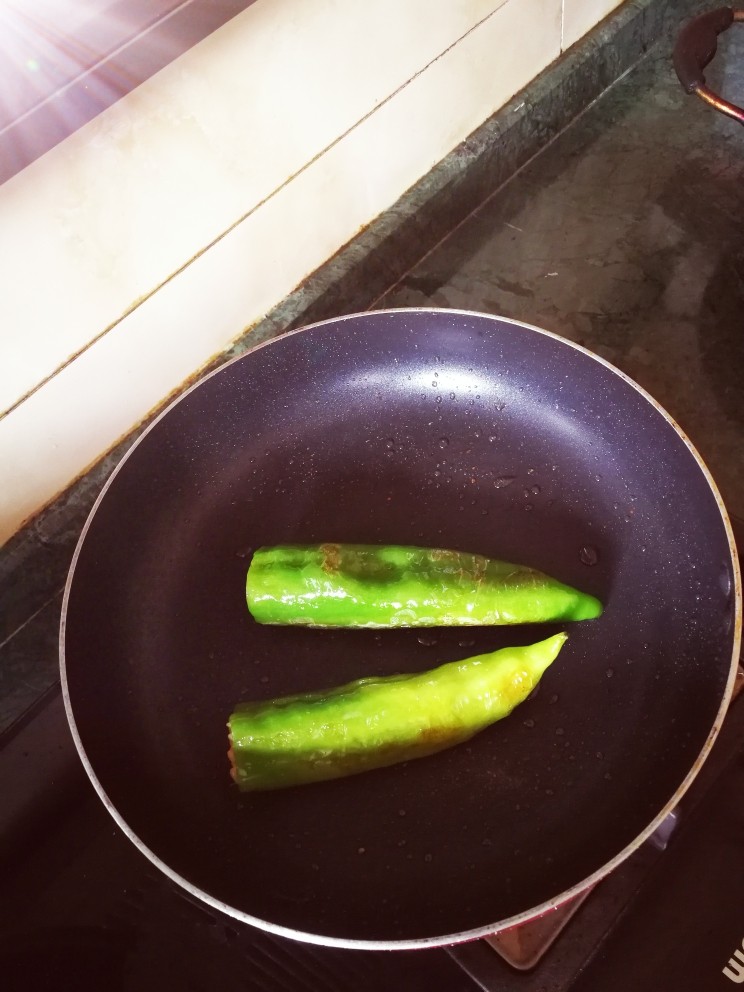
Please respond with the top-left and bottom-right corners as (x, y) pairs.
(59, 306), (743, 950)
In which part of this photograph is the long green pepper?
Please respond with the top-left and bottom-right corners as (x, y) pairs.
(228, 632), (567, 791)
(246, 543), (602, 628)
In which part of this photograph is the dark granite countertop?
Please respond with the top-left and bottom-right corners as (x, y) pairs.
(1, 0), (742, 738)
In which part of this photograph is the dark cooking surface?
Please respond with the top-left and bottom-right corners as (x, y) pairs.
(62, 310), (736, 945)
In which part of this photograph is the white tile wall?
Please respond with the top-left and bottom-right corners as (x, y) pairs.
(0, 0), (511, 417)
(0, 0), (625, 545)
(562, 0), (624, 51)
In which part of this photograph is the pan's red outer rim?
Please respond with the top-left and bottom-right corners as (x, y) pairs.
(59, 307), (743, 951)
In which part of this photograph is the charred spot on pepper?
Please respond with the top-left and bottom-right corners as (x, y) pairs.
(319, 542), (342, 574)
(415, 725), (465, 747)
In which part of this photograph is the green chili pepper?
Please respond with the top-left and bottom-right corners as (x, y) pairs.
(228, 632), (567, 791)
(246, 544), (602, 628)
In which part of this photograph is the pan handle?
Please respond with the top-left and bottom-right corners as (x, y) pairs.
(673, 7), (744, 124)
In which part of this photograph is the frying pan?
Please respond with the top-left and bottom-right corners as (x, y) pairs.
(60, 309), (741, 949)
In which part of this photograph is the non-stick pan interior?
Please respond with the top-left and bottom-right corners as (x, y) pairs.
(62, 309), (738, 946)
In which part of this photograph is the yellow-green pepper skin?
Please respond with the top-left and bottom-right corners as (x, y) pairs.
(246, 544), (602, 628)
(228, 632), (567, 791)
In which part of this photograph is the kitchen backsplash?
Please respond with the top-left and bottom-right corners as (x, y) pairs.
(0, 0), (622, 547)
(563, 0), (623, 48)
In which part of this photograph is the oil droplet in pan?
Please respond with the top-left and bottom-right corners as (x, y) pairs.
(579, 545), (599, 566)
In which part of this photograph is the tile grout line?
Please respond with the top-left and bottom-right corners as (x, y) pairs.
(0, 589), (61, 654)
(561, 0), (565, 52)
